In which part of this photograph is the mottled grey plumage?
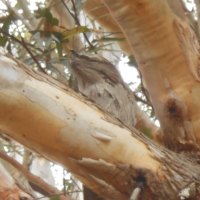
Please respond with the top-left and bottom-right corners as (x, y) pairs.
(69, 52), (137, 130)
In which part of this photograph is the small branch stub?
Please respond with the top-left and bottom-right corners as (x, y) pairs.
(92, 131), (113, 142)
(129, 187), (141, 200)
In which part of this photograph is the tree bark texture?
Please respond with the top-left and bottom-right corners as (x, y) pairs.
(100, 0), (200, 151)
(1, 55), (200, 199)
(1, 0), (200, 199)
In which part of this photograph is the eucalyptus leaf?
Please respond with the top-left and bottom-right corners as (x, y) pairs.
(50, 196), (60, 200)
(128, 55), (138, 67)
(35, 8), (59, 26)
(94, 37), (125, 42)
(0, 35), (7, 47)
(62, 26), (91, 40)
(1, 12), (14, 32)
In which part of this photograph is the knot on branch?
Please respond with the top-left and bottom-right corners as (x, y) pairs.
(163, 97), (197, 151)
(165, 98), (187, 124)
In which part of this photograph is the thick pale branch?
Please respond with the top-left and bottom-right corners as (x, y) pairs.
(1, 55), (200, 199)
(0, 57), (156, 170)
(0, 55), (158, 199)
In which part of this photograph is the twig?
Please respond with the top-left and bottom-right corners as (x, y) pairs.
(60, 0), (94, 49)
(134, 93), (152, 107)
(1, 0), (32, 30)
(0, 31), (46, 73)
(0, 151), (70, 200)
(129, 187), (141, 200)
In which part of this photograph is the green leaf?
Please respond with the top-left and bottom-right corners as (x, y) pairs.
(35, 8), (59, 26)
(0, 35), (7, 47)
(50, 196), (60, 200)
(51, 18), (59, 26)
(6, 42), (12, 54)
(141, 127), (152, 139)
(52, 32), (63, 42)
(128, 55), (138, 67)
(1, 12), (15, 33)
(62, 26), (91, 40)
(94, 37), (125, 43)
(87, 43), (114, 53)
(56, 41), (63, 57)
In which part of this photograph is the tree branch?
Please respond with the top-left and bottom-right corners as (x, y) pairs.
(0, 31), (45, 73)
(0, 151), (70, 200)
(0, 54), (200, 199)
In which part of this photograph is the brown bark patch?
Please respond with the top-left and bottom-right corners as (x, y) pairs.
(165, 98), (185, 124)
